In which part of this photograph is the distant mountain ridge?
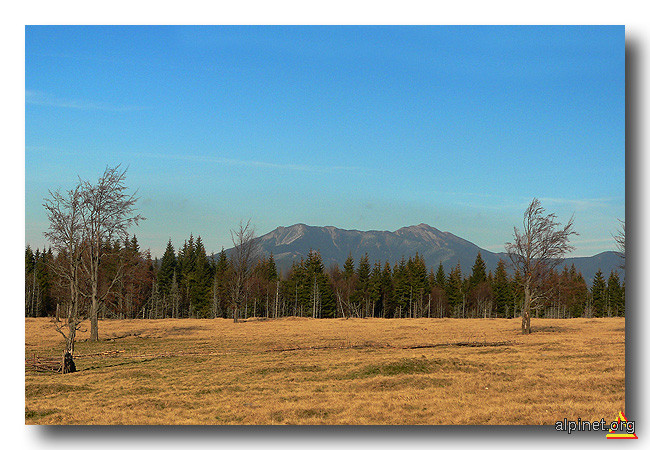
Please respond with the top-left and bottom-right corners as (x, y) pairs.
(226, 223), (623, 285)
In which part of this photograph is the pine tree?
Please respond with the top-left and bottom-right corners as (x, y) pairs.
(342, 253), (357, 316)
(435, 263), (446, 288)
(25, 245), (35, 273)
(177, 235), (197, 318)
(468, 252), (491, 317)
(31, 248), (53, 317)
(214, 248), (230, 318)
(170, 271), (181, 319)
(511, 269), (524, 318)
(190, 236), (213, 318)
(304, 250), (334, 318)
(392, 257), (409, 318)
(446, 263), (464, 317)
(620, 280), (625, 317)
(267, 253), (278, 281)
(469, 252), (487, 287)
(369, 261), (383, 318)
(356, 253), (371, 317)
(130, 234), (140, 253)
(283, 259), (311, 317)
(427, 262), (448, 318)
(492, 259), (512, 318)
(407, 253), (429, 318)
(256, 253), (280, 318)
(343, 253), (355, 280)
(25, 246), (36, 317)
(381, 261), (393, 318)
(591, 270), (607, 317)
(158, 239), (177, 298)
(606, 271), (623, 317)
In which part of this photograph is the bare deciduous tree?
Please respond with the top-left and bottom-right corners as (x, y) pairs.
(43, 185), (84, 372)
(614, 219), (625, 269)
(506, 198), (577, 334)
(79, 165), (144, 341)
(229, 220), (258, 323)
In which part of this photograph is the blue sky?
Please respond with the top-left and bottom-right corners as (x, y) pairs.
(25, 25), (625, 258)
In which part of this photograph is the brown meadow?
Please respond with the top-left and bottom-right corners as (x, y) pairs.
(25, 317), (625, 425)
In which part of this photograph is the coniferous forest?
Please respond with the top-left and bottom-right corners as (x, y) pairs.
(25, 236), (625, 321)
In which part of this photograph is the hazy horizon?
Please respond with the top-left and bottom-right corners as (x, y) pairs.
(23, 219), (622, 261)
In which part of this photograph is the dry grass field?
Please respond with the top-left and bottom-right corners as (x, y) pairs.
(25, 317), (625, 425)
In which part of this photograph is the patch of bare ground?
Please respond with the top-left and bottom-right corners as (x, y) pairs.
(25, 317), (625, 425)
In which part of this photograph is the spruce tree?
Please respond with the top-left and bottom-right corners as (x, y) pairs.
(25, 245), (35, 273)
(33, 248), (52, 317)
(304, 250), (335, 318)
(620, 280), (625, 317)
(511, 269), (524, 318)
(446, 263), (463, 317)
(369, 261), (383, 317)
(158, 239), (177, 298)
(190, 236), (213, 318)
(170, 271), (181, 319)
(343, 253), (355, 280)
(408, 253), (429, 318)
(342, 253), (357, 315)
(469, 252), (487, 287)
(177, 235), (196, 317)
(392, 257), (409, 317)
(492, 259), (512, 317)
(435, 263), (446, 288)
(267, 253), (278, 281)
(130, 234), (140, 253)
(606, 271), (623, 317)
(428, 262), (448, 318)
(591, 270), (607, 317)
(381, 261), (393, 318)
(25, 246), (36, 317)
(214, 248), (230, 318)
(355, 253), (371, 317)
(468, 252), (490, 318)
(284, 258), (311, 317)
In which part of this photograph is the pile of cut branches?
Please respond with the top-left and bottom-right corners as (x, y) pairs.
(25, 354), (61, 373)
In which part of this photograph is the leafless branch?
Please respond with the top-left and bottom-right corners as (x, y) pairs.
(505, 198), (577, 333)
(613, 219), (625, 269)
(229, 219), (259, 322)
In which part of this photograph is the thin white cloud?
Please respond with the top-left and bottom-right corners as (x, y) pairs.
(539, 196), (620, 210)
(135, 152), (361, 174)
(26, 90), (144, 112)
(572, 237), (617, 245)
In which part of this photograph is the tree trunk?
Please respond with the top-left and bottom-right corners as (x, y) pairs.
(522, 284), (532, 334)
(62, 320), (77, 373)
(90, 296), (99, 341)
(62, 351), (76, 374)
(274, 281), (279, 319)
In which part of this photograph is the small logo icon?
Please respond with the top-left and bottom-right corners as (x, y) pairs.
(606, 411), (637, 439)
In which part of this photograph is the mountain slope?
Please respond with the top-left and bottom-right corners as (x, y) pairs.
(256, 223), (487, 271)
(243, 223), (623, 284)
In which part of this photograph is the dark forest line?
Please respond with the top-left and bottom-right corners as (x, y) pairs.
(25, 233), (624, 321)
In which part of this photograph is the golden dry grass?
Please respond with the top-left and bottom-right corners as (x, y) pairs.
(25, 317), (625, 425)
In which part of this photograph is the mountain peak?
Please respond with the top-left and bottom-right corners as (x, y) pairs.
(255, 222), (474, 273)
(412, 223), (435, 231)
(399, 223), (439, 232)
(238, 223), (621, 284)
